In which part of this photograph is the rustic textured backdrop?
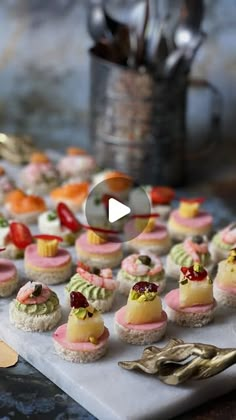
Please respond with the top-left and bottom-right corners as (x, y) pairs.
(0, 0), (235, 152)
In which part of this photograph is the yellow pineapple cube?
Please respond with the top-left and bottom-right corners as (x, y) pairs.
(179, 202), (200, 218)
(125, 296), (162, 324)
(87, 230), (107, 245)
(215, 260), (236, 288)
(179, 274), (213, 308)
(66, 310), (104, 343)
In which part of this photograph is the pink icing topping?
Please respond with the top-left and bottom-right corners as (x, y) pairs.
(171, 210), (212, 228)
(25, 244), (71, 268)
(215, 279), (236, 294)
(124, 220), (168, 241)
(115, 305), (167, 330)
(76, 233), (121, 254)
(53, 324), (109, 351)
(0, 259), (16, 283)
(165, 289), (215, 313)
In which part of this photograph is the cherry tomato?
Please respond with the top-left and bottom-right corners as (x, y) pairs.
(57, 202), (81, 232)
(10, 222), (33, 249)
(34, 234), (63, 242)
(150, 186), (175, 205)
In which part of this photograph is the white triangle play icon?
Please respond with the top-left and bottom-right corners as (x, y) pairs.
(108, 198), (131, 223)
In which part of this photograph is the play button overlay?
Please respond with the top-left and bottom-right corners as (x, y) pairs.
(108, 198), (130, 223)
(85, 175), (151, 243)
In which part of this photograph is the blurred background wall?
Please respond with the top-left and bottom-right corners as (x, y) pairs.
(0, 0), (235, 153)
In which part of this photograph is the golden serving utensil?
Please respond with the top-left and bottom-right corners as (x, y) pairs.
(118, 338), (236, 385)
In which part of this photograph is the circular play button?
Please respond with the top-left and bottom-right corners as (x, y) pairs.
(85, 175), (151, 242)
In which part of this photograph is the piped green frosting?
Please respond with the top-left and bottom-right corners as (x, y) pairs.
(66, 274), (113, 300)
(15, 291), (59, 315)
(212, 233), (232, 250)
(170, 243), (210, 266)
(120, 268), (164, 283)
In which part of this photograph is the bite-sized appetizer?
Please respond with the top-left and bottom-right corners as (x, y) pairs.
(53, 291), (109, 363)
(130, 186), (175, 221)
(0, 166), (15, 204)
(166, 235), (213, 280)
(50, 182), (89, 213)
(117, 253), (166, 296)
(125, 214), (171, 256)
(38, 202), (82, 246)
(92, 170), (133, 200)
(115, 281), (167, 345)
(9, 281), (61, 332)
(5, 189), (47, 224)
(165, 263), (216, 327)
(210, 223), (236, 263)
(0, 251), (18, 297)
(168, 198), (213, 241)
(0, 220), (33, 259)
(20, 152), (60, 195)
(66, 263), (118, 312)
(75, 226), (123, 269)
(57, 147), (96, 182)
(24, 234), (72, 285)
(214, 248), (236, 307)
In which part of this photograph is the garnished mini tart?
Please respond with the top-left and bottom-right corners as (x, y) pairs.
(0, 166), (15, 204)
(53, 291), (109, 363)
(214, 248), (236, 307)
(0, 248), (18, 297)
(115, 281), (167, 345)
(166, 235), (213, 279)
(24, 234), (72, 285)
(66, 262), (118, 312)
(117, 253), (166, 295)
(20, 152), (60, 195)
(210, 223), (236, 263)
(57, 147), (96, 182)
(165, 263), (216, 327)
(38, 202), (82, 246)
(167, 198), (213, 241)
(9, 281), (61, 332)
(0, 219), (33, 259)
(50, 182), (89, 213)
(5, 189), (47, 224)
(124, 214), (171, 256)
(75, 226), (123, 269)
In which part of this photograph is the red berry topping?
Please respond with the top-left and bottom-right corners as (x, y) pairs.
(181, 265), (207, 281)
(10, 222), (33, 249)
(133, 281), (158, 294)
(57, 202), (81, 232)
(0, 248), (6, 252)
(131, 213), (159, 219)
(150, 186), (175, 205)
(70, 291), (89, 308)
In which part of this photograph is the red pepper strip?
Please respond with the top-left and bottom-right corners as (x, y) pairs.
(57, 202), (81, 232)
(81, 224), (120, 235)
(34, 234), (63, 242)
(180, 197), (205, 204)
(131, 213), (160, 219)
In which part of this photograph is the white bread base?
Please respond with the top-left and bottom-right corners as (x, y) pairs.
(9, 302), (62, 332)
(168, 225), (212, 242)
(166, 304), (216, 328)
(214, 283), (236, 307)
(53, 338), (108, 363)
(165, 254), (214, 280)
(6, 209), (43, 225)
(0, 275), (18, 297)
(117, 270), (166, 296)
(209, 242), (229, 263)
(76, 250), (123, 269)
(126, 238), (171, 256)
(24, 262), (72, 285)
(0, 244), (23, 260)
(115, 320), (167, 345)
